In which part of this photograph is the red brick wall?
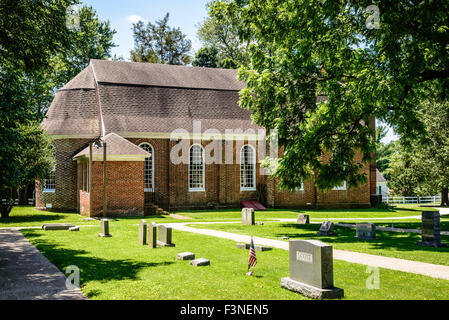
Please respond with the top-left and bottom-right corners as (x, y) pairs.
(90, 161), (144, 217)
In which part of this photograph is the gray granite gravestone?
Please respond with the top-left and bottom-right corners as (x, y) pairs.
(42, 223), (75, 230)
(317, 221), (336, 236)
(98, 219), (111, 237)
(254, 245), (272, 252)
(236, 243), (250, 249)
(418, 211), (446, 247)
(190, 258), (210, 266)
(297, 214), (310, 225)
(177, 252), (195, 260)
(148, 222), (157, 248)
(281, 239), (344, 299)
(242, 208), (255, 225)
(356, 223), (376, 240)
(157, 225), (175, 247)
(139, 220), (147, 245)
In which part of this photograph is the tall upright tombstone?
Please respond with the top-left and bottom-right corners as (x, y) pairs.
(148, 222), (157, 248)
(157, 225), (175, 247)
(242, 208), (255, 225)
(139, 220), (147, 245)
(98, 219), (111, 237)
(418, 211), (446, 247)
(281, 239), (344, 299)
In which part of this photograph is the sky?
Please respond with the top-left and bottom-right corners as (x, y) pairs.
(80, 0), (398, 144)
(81, 0), (210, 60)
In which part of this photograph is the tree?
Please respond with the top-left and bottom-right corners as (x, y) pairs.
(210, 0), (449, 192)
(192, 46), (219, 68)
(0, 1), (114, 216)
(130, 13), (192, 65)
(375, 125), (398, 179)
(196, 1), (251, 68)
(386, 98), (449, 205)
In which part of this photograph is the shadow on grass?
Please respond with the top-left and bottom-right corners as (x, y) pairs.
(0, 214), (70, 225)
(21, 230), (174, 291)
(274, 223), (449, 254)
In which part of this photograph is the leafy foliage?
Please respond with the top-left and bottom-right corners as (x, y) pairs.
(209, 0), (449, 192)
(130, 13), (192, 65)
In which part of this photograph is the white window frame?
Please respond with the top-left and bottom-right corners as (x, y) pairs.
(333, 181), (347, 190)
(139, 143), (155, 192)
(43, 169), (56, 193)
(240, 145), (256, 191)
(188, 144), (205, 192)
(295, 182), (305, 192)
(43, 145), (56, 193)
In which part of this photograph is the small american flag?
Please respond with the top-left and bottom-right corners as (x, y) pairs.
(248, 237), (257, 271)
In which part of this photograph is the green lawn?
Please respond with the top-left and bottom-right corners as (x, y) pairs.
(188, 222), (449, 266)
(21, 225), (449, 300)
(1, 204), (432, 228)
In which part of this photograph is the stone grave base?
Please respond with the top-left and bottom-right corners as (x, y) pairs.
(42, 223), (75, 231)
(157, 240), (175, 247)
(281, 277), (344, 300)
(355, 236), (376, 240)
(417, 241), (446, 248)
(316, 231), (336, 236)
(98, 233), (112, 237)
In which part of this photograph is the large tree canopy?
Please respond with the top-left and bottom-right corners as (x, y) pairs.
(130, 13), (192, 65)
(210, 0), (449, 191)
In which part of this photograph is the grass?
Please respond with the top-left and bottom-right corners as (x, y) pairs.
(188, 222), (449, 266)
(21, 224), (449, 300)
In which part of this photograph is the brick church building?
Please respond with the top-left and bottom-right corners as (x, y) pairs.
(36, 59), (376, 217)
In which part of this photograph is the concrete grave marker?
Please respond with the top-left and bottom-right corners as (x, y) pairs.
(241, 208), (255, 225)
(157, 225), (175, 247)
(254, 245), (272, 252)
(296, 214), (310, 225)
(317, 221), (336, 236)
(148, 222), (157, 248)
(98, 219), (111, 237)
(176, 252), (195, 260)
(236, 243), (250, 249)
(139, 220), (147, 245)
(418, 211), (446, 247)
(42, 223), (75, 231)
(68, 226), (79, 232)
(356, 223), (376, 240)
(190, 258), (210, 266)
(281, 239), (344, 299)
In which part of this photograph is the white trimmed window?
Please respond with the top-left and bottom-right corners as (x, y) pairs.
(333, 181), (347, 190)
(139, 143), (154, 192)
(189, 144), (205, 191)
(43, 146), (56, 192)
(240, 145), (256, 191)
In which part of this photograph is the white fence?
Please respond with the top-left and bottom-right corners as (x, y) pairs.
(382, 195), (441, 204)
(1, 198), (35, 205)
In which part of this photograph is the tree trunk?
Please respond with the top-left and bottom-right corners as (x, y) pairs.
(18, 183), (29, 205)
(441, 187), (449, 207)
(0, 188), (14, 218)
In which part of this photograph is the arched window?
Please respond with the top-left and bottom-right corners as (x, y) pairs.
(240, 145), (256, 191)
(43, 145), (56, 192)
(139, 143), (154, 192)
(189, 144), (205, 191)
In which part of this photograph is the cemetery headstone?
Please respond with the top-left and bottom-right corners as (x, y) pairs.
(355, 223), (376, 240)
(42, 223), (75, 230)
(281, 239), (344, 299)
(190, 258), (210, 266)
(236, 243), (250, 249)
(68, 226), (79, 232)
(157, 225), (175, 247)
(148, 222), (157, 248)
(139, 220), (147, 245)
(98, 219), (111, 237)
(241, 208), (255, 225)
(297, 214), (310, 225)
(176, 252), (195, 260)
(418, 211), (446, 247)
(317, 221), (336, 236)
(254, 245), (272, 252)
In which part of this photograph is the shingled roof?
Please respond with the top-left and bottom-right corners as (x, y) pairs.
(43, 60), (259, 138)
(73, 133), (151, 161)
